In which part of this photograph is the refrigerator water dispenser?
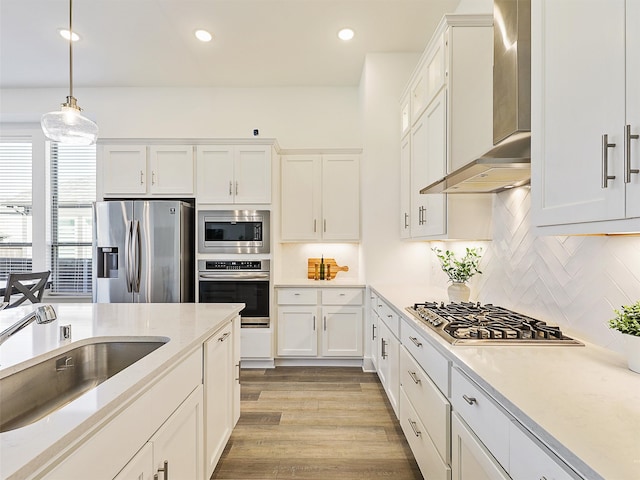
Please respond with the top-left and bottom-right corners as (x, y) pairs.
(97, 247), (118, 278)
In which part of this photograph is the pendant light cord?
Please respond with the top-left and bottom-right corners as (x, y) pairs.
(69, 0), (74, 99)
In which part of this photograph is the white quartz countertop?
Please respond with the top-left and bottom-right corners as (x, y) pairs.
(0, 302), (243, 479)
(372, 284), (640, 480)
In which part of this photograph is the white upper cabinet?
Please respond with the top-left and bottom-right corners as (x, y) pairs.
(401, 15), (493, 241)
(532, 0), (640, 233)
(149, 145), (196, 195)
(102, 144), (194, 197)
(102, 145), (148, 196)
(281, 154), (360, 242)
(410, 91), (447, 238)
(197, 144), (271, 204)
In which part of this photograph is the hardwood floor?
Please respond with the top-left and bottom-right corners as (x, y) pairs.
(211, 366), (423, 480)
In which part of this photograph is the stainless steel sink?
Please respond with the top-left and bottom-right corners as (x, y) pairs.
(0, 340), (167, 432)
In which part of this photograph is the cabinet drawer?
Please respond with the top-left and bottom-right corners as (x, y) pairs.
(509, 421), (579, 480)
(400, 346), (450, 464)
(277, 288), (318, 305)
(401, 319), (449, 395)
(322, 288), (363, 306)
(451, 367), (510, 472)
(400, 389), (451, 480)
(379, 302), (400, 337)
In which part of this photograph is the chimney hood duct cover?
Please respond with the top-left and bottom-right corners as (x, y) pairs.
(421, 0), (531, 194)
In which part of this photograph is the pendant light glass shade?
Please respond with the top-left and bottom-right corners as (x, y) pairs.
(41, 96), (98, 145)
(41, 0), (98, 145)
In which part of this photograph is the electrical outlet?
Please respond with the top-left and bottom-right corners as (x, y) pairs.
(253, 129), (259, 136)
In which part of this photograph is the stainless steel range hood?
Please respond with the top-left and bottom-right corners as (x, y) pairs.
(421, 0), (531, 194)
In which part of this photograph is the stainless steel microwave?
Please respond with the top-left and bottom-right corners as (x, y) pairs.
(198, 210), (270, 254)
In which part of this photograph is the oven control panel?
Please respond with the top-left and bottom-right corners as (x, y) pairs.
(199, 260), (268, 271)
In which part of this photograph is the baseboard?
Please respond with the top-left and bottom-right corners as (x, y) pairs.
(274, 358), (363, 368)
(240, 358), (275, 369)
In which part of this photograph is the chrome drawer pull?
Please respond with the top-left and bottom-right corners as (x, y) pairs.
(381, 339), (387, 359)
(218, 332), (231, 342)
(408, 370), (421, 385)
(372, 324), (376, 340)
(463, 394), (477, 405)
(625, 124), (639, 183)
(408, 418), (421, 437)
(157, 460), (169, 480)
(409, 336), (422, 347)
(602, 134), (616, 188)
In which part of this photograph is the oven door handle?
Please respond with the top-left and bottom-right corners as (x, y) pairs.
(198, 272), (270, 281)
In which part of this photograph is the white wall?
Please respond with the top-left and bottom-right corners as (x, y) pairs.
(0, 86), (360, 149)
(455, 0), (492, 14)
(359, 53), (432, 289)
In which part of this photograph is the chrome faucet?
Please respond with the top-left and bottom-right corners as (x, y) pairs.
(0, 305), (57, 347)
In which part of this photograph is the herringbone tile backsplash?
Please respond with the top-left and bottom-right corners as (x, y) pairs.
(435, 187), (640, 353)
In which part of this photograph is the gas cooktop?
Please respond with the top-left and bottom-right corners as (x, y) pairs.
(406, 302), (583, 346)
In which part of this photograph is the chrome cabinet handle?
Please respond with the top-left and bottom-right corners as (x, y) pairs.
(218, 331), (231, 342)
(624, 124), (639, 183)
(463, 394), (477, 405)
(404, 212), (409, 229)
(408, 370), (421, 385)
(236, 362), (241, 383)
(313, 219), (317, 233)
(313, 315), (316, 331)
(323, 316), (327, 331)
(157, 460), (169, 480)
(381, 338), (387, 359)
(602, 134), (617, 188)
(372, 324), (376, 340)
(229, 181), (233, 195)
(151, 170), (156, 185)
(409, 336), (422, 348)
(408, 418), (421, 437)
(140, 170), (144, 185)
(323, 219), (327, 232)
(235, 181), (239, 195)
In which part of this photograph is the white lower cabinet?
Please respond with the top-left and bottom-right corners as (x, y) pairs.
(276, 287), (364, 359)
(113, 443), (153, 480)
(204, 322), (233, 478)
(377, 318), (399, 416)
(320, 305), (363, 357)
(451, 412), (510, 480)
(400, 346), (450, 465)
(450, 367), (510, 470)
(400, 390), (450, 480)
(509, 421), (580, 480)
(149, 385), (204, 480)
(117, 384), (204, 480)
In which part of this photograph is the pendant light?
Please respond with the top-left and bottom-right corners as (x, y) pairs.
(41, 0), (98, 145)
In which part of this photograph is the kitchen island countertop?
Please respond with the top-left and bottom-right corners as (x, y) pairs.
(372, 284), (640, 480)
(0, 302), (243, 479)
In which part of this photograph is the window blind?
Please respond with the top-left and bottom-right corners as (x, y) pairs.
(50, 143), (96, 295)
(0, 141), (33, 282)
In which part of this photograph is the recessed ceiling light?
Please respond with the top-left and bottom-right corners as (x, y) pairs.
(338, 28), (355, 41)
(195, 29), (213, 42)
(58, 29), (80, 41)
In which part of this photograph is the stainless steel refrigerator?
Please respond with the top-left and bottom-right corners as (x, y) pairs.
(92, 200), (194, 303)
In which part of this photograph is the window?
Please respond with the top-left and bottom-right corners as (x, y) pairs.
(0, 140), (33, 281)
(50, 143), (96, 295)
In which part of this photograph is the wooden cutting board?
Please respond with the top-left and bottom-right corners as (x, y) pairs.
(307, 258), (349, 280)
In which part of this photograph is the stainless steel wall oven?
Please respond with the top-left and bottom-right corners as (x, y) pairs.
(198, 259), (270, 328)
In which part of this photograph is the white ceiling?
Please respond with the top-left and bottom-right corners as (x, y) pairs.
(0, 0), (461, 89)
